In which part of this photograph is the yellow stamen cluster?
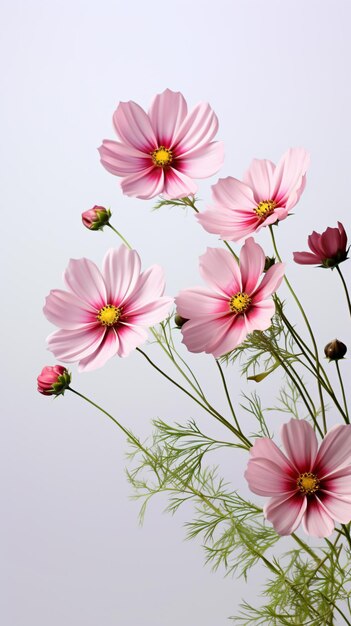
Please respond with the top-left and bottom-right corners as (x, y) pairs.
(151, 146), (173, 167)
(296, 472), (320, 495)
(97, 304), (121, 327)
(229, 292), (252, 314)
(254, 200), (277, 219)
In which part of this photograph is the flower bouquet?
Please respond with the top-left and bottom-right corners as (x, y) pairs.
(38, 89), (351, 624)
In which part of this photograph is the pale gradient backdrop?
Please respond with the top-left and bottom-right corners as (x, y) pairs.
(2, 0), (351, 624)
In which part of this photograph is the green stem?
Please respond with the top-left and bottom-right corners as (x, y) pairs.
(136, 347), (251, 449)
(107, 223), (133, 249)
(269, 226), (327, 433)
(215, 359), (245, 436)
(336, 264), (351, 318)
(335, 361), (349, 423)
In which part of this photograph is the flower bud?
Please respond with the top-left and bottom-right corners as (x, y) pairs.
(37, 365), (71, 396)
(324, 339), (347, 361)
(82, 206), (111, 231)
(174, 314), (188, 328)
(264, 256), (276, 272)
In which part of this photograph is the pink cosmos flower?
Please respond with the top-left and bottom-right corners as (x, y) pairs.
(44, 245), (173, 372)
(82, 206), (111, 231)
(293, 222), (348, 268)
(197, 148), (310, 243)
(37, 365), (71, 396)
(175, 238), (285, 357)
(98, 88), (224, 200)
(245, 418), (351, 537)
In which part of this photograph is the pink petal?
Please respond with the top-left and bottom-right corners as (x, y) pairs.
(338, 221), (347, 250)
(121, 167), (164, 199)
(264, 493), (307, 535)
(149, 89), (188, 147)
(47, 325), (105, 362)
(123, 264), (166, 311)
(78, 328), (119, 372)
(198, 247), (242, 296)
(322, 465), (351, 495)
(175, 288), (230, 319)
(113, 101), (156, 152)
(44, 290), (96, 330)
(98, 141), (150, 175)
(245, 457), (296, 496)
(280, 419), (318, 473)
(318, 492), (351, 524)
(249, 437), (296, 475)
(179, 142), (224, 178)
(125, 297), (173, 327)
(197, 207), (260, 243)
(245, 299), (276, 331)
(308, 230), (323, 256)
(211, 176), (256, 212)
(239, 237), (266, 294)
(102, 246), (141, 308)
(163, 167), (197, 200)
(272, 147), (310, 210)
(302, 497), (334, 537)
(251, 261), (285, 301)
(243, 158), (275, 203)
(175, 102), (219, 153)
(117, 324), (148, 357)
(314, 424), (351, 478)
(293, 251), (320, 265)
(181, 314), (249, 357)
(64, 258), (107, 309)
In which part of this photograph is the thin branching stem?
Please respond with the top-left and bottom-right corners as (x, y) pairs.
(270, 226), (327, 432)
(335, 360), (349, 423)
(215, 359), (245, 436)
(336, 264), (351, 318)
(106, 223), (133, 249)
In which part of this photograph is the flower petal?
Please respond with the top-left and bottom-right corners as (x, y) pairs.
(302, 496), (334, 537)
(149, 89), (188, 147)
(102, 246), (141, 308)
(245, 457), (296, 496)
(78, 328), (119, 372)
(121, 167), (164, 199)
(243, 158), (275, 203)
(314, 424), (351, 478)
(179, 142), (224, 178)
(248, 437), (296, 475)
(64, 258), (107, 309)
(198, 247), (242, 296)
(47, 325), (105, 362)
(211, 176), (256, 212)
(117, 324), (148, 357)
(251, 261), (285, 301)
(163, 167), (197, 199)
(264, 493), (307, 535)
(280, 419), (318, 473)
(318, 492), (351, 524)
(98, 141), (150, 175)
(272, 147), (310, 210)
(44, 290), (96, 330)
(245, 299), (276, 331)
(113, 100), (156, 152)
(239, 237), (266, 294)
(175, 102), (219, 153)
(125, 297), (173, 327)
(293, 251), (320, 265)
(175, 287), (230, 319)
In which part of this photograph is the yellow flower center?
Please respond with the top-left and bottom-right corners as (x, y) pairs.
(97, 304), (121, 326)
(296, 472), (320, 495)
(151, 146), (173, 167)
(254, 200), (277, 219)
(229, 292), (252, 314)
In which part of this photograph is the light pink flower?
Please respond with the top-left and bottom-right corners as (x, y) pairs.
(175, 238), (285, 357)
(98, 88), (224, 200)
(37, 365), (71, 396)
(245, 419), (351, 537)
(197, 148), (310, 243)
(44, 245), (173, 372)
(294, 222), (348, 268)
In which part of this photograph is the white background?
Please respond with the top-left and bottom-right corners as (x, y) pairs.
(2, 0), (351, 624)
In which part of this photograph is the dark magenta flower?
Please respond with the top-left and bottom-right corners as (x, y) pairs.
(293, 222), (348, 268)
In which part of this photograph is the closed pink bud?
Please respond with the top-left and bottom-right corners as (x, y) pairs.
(82, 206), (111, 231)
(37, 365), (71, 396)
